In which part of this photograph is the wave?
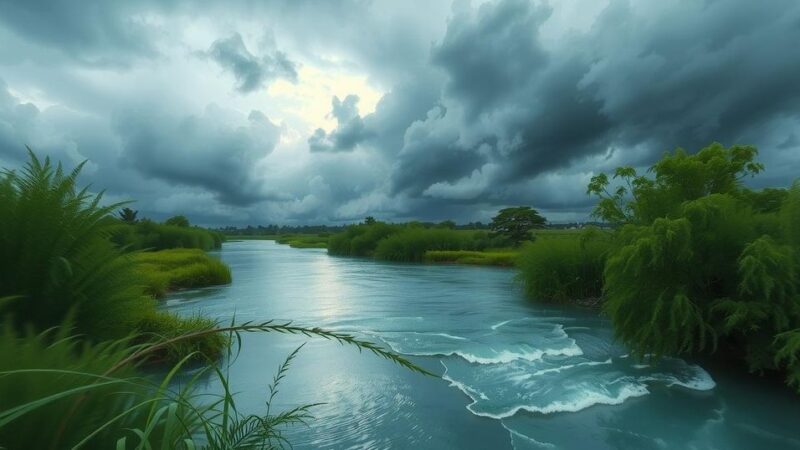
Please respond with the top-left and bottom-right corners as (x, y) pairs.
(468, 383), (651, 419)
(528, 358), (613, 378)
(387, 343), (584, 365)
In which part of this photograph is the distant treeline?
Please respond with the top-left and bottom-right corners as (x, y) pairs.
(219, 221), (608, 235)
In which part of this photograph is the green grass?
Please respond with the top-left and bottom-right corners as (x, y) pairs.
(424, 250), (519, 267)
(373, 228), (470, 262)
(0, 322), (431, 449)
(133, 249), (232, 298)
(111, 221), (224, 251)
(275, 234), (329, 249)
(517, 232), (612, 303)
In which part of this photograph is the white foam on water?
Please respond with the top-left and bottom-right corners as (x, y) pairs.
(470, 383), (651, 419)
(501, 423), (557, 450)
(530, 358), (613, 377)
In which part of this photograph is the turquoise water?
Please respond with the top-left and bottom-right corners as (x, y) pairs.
(166, 241), (800, 449)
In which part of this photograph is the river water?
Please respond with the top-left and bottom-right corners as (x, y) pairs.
(165, 241), (800, 449)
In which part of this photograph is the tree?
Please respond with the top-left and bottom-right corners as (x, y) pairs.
(587, 142), (763, 225)
(490, 206), (546, 246)
(364, 216), (376, 225)
(165, 215), (190, 227)
(117, 207), (138, 224)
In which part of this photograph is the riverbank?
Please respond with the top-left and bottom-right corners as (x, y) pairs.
(133, 248), (232, 298)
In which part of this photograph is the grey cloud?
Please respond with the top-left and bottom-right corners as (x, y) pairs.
(375, 0), (800, 221)
(0, 0), (156, 66)
(308, 95), (371, 152)
(114, 104), (281, 206)
(207, 33), (298, 93)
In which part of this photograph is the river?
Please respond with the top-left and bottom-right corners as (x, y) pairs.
(165, 241), (800, 449)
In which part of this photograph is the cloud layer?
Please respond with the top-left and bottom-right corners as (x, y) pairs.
(0, 0), (798, 225)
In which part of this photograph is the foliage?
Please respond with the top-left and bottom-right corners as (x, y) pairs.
(424, 250), (518, 267)
(373, 228), (470, 262)
(165, 215), (190, 227)
(489, 206), (546, 246)
(0, 321), (432, 450)
(111, 220), (224, 252)
(118, 207), (139, 224)
(133, 249), (232, 298)
(327, 221), (402, 257)
(516, 230), (611, 303)
(586, 144), (800, 391)
(587, 142), (764, 225)
(0, 151), (148, 338)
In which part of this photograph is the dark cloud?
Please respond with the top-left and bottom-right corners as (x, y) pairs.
(207, 33), (297, 93)
(0, 0), (157, 66)
(371, 0), (800, 221)
(2, 0), (800, 225)
(114, 105), (281, 206)
(308, 95), (371, 152)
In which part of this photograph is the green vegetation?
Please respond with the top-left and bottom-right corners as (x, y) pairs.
(111, 219), (225, 252)
(275, 233), (330, 249)
(374, 228), (471, 262)
(0, 153), (149, 338)
(425, 250), (518, 267)
(489, 206), (547, 246)
(518, 142), (800, 392)
(0, 321), (429, 449)
(0, 151), (428, 448)
(0, 152), (228, 359)
(133, 249), (232, 298)
(517, 229), (612, 302)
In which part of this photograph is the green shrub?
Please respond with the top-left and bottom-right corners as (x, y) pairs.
(328, 222), (401, 256)
(110, 220), (224, 252)
(517, 231), (611, 303)
(0, 322), (430, 449)
(0, 153), (150, 338)
(374, 228), (470, 262)
(135, 311), (226, 362)
(586, 143), (800, 391)
(133, 249), (232, 298)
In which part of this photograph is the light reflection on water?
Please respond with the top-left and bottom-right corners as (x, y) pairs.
(166, 241), (800, 450)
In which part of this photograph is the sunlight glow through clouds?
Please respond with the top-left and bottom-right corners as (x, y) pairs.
(268, 65), (382, 134)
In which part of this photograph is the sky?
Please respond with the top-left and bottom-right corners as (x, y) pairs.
(0, 0), (799, 226)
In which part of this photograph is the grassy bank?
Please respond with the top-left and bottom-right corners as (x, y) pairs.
(112, 220), (224, 251)
(275, 234), (329, 248)
(134, 249), (232, 298)
(424, 250), (518, 266)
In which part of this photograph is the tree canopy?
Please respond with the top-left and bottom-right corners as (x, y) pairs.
(490, 206), (546, 246)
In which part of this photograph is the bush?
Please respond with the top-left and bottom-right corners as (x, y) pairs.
(327, 222), (401, 256)
(586, 143), (800, 391)
(517, 231), (611, 303)
(0, 322), (429, 449)
(374, 228), (470, 262)
(133, 249), (232, 298)
(0, 153), (149, 338)
(111, 220), (224, 252)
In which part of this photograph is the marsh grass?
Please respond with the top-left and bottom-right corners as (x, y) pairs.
(374, 228), (470, 262)
(133, 249), (232, 298)
(517, 231), (612, 303)
(0, 321), (432, 449)
(424, 250), (518, 267)
(274, 234), (329, 249)
(111, 221), (225, 252)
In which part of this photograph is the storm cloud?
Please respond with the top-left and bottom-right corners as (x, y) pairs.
(0, 0), (798, 225)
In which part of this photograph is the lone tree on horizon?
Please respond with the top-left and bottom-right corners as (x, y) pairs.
(490, 206), (546, 246)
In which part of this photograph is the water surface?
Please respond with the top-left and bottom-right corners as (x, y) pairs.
(166, 241), (800, 449)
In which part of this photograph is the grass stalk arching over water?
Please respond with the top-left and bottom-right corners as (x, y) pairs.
(0, 320), (433, 450)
